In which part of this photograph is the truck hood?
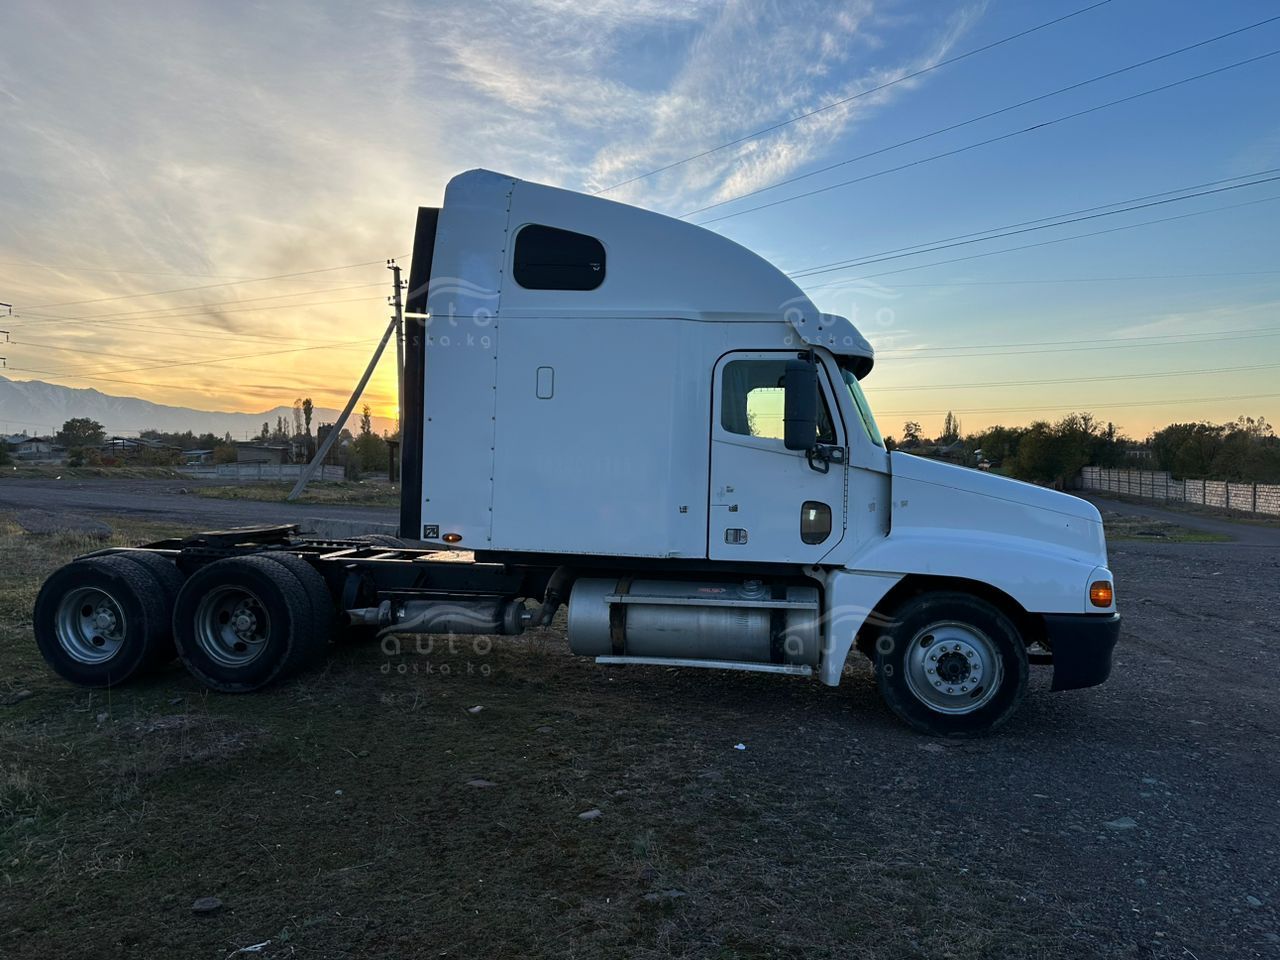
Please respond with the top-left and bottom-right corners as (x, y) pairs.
(889, 452), (1107, 564)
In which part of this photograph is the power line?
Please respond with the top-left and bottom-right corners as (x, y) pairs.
(0, 259), (381, 283)
(804, 192), (1280, 289)
(695, 48), (1280, 225)
(878, 327), (1280, 362)
(787, 170), (1280, 278)
(9, 337), (381, 382)
(12, 292), (384, 330)
(9, 282), (385, 322)
(853, 270), (1280, 288)
(878, 320), (1280, 356)
(593, 0), (1117, 194)
(3, 365), (392, 401)
(684, 16), (1280, 220)
(876, 391), (1280, 418)
(6, 295), (386, 345)
(5, 336), (371, 366)
(872, 359), (1280, 391)
(22, 257), (398, 310)
(789, 173), (1280, 279)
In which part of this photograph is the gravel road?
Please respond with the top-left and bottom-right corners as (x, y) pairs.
(1086, 493), (1280, 547)
(0, 477), (396, 528)
(944, 536), (1280, 957)
(1, 482), (1277, 957)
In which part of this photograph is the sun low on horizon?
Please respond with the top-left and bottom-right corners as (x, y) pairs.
(1, 0), (1277, 443)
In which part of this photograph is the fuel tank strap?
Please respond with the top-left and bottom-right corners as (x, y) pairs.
(609, 577), (633, 655)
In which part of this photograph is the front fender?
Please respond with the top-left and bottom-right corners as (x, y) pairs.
(855, 530), (1101, 614)
(815, 531), (1105, 686)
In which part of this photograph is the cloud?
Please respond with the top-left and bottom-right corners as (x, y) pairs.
(0, 0), (981, 417)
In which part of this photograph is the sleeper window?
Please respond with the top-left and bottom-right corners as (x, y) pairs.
(513, 224), (605, 291)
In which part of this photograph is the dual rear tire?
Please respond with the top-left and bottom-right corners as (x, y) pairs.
(34, 552), (331, 692)
(33, 555), (176, 688)
(172, 555), (331, 692)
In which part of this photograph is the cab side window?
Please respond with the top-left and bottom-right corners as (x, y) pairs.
(720, 359), (836, 444)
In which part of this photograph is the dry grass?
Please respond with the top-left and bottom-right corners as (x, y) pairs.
(0, 512), (1187, 959)
(1099, 509), (1230, 543)
(195, 480), (400, 507)
(1, 464), (186, 480)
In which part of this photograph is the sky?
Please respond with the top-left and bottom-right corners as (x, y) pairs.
(0, 0), (1277, 440)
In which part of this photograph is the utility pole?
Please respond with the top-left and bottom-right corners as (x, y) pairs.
(388, 259), (405, 437)
(286, 314), (398, 501)
(288, 261), (407, 501)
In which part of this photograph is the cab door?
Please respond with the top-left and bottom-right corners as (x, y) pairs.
(708, 351), (847, 562)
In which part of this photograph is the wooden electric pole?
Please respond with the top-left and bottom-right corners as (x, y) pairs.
(389, 259), (405, 437)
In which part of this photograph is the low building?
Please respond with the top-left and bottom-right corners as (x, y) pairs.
(101, 437), (182, 460)
(12, 436), (59, 461)
(235, 442), (291, 465)
(182, 448), (216, 465)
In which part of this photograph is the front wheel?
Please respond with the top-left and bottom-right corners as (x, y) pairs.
(873, 591), (1029, 737)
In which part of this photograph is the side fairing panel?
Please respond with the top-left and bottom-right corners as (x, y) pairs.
(489, 317), (709, 557)
(420, 172), (515, 548)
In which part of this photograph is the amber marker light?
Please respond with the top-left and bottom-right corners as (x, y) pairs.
(443, 533), (463, 544)
(1089, 581), (1114, 608)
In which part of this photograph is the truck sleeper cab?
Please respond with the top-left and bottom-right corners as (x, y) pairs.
(31, 170), (1119, 737)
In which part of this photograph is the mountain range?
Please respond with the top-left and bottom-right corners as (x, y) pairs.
(0, 375), (396, 440)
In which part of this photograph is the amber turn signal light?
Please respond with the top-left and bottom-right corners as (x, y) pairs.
(1089, 581), (1114, 608)
(442, 533), (463, 544)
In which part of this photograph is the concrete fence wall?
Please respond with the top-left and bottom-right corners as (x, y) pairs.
(178, 463), (345, 482)
(1079, 466), (1280, 517)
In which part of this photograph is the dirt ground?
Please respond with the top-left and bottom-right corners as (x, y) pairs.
(1, 516), (1278, 959)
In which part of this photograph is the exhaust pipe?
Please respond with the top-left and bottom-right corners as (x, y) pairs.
(343, 598), (529, 635)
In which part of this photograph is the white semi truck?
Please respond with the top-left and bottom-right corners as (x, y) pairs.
(33, 170), (1119, 735)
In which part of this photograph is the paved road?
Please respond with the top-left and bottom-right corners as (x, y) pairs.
(0, 477), (397, 530)
(1084, 493), (1280, 547)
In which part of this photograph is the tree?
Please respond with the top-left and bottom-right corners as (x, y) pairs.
(56, 418), (105, 449)
(902, 421), (922, 446)
(353, 403), (388, 472)
(260, 421), (270, 441)
(302, 397), (315, 456)
(292, 398), (305, 438)
(0, 442), (10, 467)
(940, 411), (962, 445)
(967, 425), (1024, 467)
(1005, 412), (1127, 486)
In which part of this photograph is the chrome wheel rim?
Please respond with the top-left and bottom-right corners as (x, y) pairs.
(903, 620), (1003, 715)
(55, 587), (128, 664)
(193, 586), (271, 667)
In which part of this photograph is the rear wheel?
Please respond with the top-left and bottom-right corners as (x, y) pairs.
(256, 551), (334, 663)
(110, 551), (185, 666)
(33, 556), (172, 687)
(173, 556), (324, 692)
(873, 591), (1028, 737)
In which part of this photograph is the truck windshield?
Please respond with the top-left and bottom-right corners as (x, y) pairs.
(841, 365), (884, 448)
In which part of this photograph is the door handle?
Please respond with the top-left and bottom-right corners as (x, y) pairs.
(806, 444), (845, 474)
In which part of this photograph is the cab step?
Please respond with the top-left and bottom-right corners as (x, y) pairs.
(594, 656), (812, 676)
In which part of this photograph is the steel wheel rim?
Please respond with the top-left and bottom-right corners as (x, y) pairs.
(193, 586), (272, 667)
(55, 587), (128, 664)
(903, 620), (1003, 715)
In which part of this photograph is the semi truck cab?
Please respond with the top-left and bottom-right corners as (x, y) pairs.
(33, 169), (1119, 737)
